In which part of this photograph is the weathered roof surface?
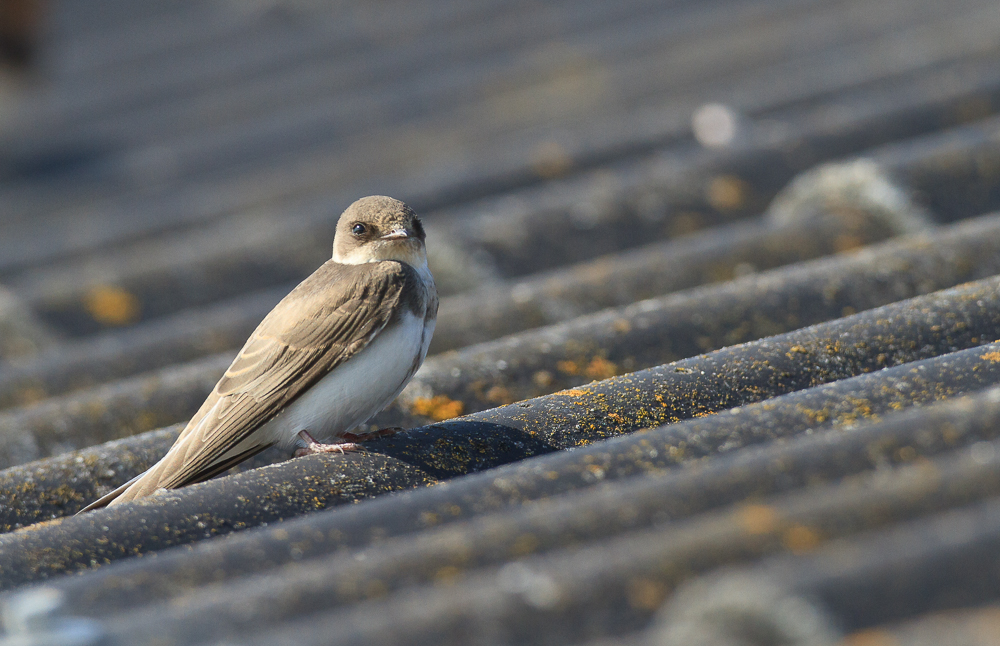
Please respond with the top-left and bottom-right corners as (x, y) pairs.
(2, 0), (1000, 644)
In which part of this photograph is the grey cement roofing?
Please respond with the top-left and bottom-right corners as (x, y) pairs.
(2, 0), (1000, 644)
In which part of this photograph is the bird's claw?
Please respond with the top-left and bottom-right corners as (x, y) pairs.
(293, 427), (402, 458)
(293, 441), (362, 458)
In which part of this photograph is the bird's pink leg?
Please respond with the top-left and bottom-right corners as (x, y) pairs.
(293, 428), (402, 458)
(294, 430), (360, 457)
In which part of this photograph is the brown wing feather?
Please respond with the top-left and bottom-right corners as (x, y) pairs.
(92, 260), (415, 507)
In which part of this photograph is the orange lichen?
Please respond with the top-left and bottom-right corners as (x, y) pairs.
(626, 578), (668, 610)
(556, 360), (581, 375)
(21, 517), (65, 531)
(841, 629), (900, 646)
(705, 175), (750, 211)
(981, 351), (1000, 362)
(433, 566), (463, 584)
(782, 524), (821, 554)
(735, 504), (780, 535)
(485, 386), (514, 405)
(584, 356), (618, 380)
(410, 395), (465, 421)
(84, 285), (141, 326)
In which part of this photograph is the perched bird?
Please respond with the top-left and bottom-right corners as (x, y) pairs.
(81, 196), (437, 510)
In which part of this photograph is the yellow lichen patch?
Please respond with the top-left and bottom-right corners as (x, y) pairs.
(981, 351), (1000, 362)
(556, 360), (581, 375)
(557, 389), (590, 398)
(20, 517), (65, 531)
(46, 484), (86, 504)
(782, 524), (821, 554)
(410, 395), (465, 421)
(626, 578), (668, 610)
(434, 565), (463, 584)
(705, 175), (749, 211)
(485, 386), (514, 405)
(84, 285), (141, 326)
(735, 504), (780, 535)
(532, 370), (554, 388)
(584, 356), (618, 380)
(796, 404), (829, 425)
(845, 396), (874, 419)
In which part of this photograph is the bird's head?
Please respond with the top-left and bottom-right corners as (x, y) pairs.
(333, 196), (427, 268)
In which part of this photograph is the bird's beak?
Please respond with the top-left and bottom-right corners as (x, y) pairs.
(381, 228), (411, 241)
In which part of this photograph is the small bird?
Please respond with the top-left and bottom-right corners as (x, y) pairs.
(81, 196), (437, 510)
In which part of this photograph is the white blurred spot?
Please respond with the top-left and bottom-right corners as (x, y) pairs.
(692, 103), (739, 148)
(498, 562), (561, 608)
(970, 441), (996, 465)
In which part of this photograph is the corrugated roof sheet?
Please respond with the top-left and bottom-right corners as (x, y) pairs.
(3, 0), (1000, 644)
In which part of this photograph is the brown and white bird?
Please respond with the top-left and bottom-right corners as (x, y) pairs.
(82, 196), (437, 510)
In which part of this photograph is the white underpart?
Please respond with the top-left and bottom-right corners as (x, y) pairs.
(249, 310), (433, 452)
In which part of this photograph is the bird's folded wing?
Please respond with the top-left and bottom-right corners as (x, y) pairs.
(151, 260), (412, 492)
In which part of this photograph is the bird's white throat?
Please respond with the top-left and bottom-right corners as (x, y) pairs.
(333, 241), (428, 271)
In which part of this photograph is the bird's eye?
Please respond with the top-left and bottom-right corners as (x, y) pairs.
(351, 223), (368, 236)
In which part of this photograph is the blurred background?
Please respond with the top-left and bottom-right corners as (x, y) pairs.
(2, 0), (997, 343)
(4, 0), (1000, 644)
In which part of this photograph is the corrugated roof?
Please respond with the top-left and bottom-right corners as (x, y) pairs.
(2, 0), (1000, 644)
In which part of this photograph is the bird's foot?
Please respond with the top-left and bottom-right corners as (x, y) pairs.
(293, 441), (362, 458)
(293, 427), (402, 458)
(294, 429), (360, 457)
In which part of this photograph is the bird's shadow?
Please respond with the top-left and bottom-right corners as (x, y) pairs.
(359, 420), (561, 480)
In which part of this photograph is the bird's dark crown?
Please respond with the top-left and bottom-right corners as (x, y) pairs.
(333, 196), (427, 266)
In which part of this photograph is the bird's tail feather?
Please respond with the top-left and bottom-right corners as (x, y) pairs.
(76, 442), (271, 514)
(76, 472), (145, 513)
